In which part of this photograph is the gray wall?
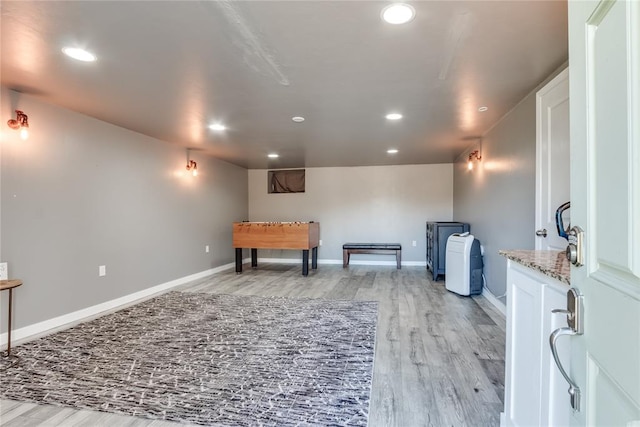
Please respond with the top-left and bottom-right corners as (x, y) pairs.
(452, 66), (566, 303)
(453, 93), (536, 302)
(249, 164), (453, 263)
(453, 95), (536, 303)
(1, 88), (248, 332)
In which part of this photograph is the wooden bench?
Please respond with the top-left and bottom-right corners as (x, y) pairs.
(342, 243), (402, 269)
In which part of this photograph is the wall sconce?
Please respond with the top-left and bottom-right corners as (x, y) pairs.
(7, 110), (29, 140)
(186, 149), (198, 177)
(467, 138), (483, 171)
(186, 160), (198, 176)
(467, 150), (482, 170)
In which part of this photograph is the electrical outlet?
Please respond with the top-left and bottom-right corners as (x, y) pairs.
(0, 262), (7, 280)
(99, 265), (106, 277)
(319, 240), (323, 246)
(205, 245), (210, 253)
(412, 240), (417, 247)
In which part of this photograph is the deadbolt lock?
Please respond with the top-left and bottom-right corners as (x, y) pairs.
(566, 226), (584, 267)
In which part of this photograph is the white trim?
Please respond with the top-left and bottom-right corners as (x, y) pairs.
(4, 258), (433, 348)
(482, 287), (507, 315)
(254, 257), (427, 267)
(535, 67), (570, 251)
(1, 262), (236, 349)
(344, 260), (427, 267)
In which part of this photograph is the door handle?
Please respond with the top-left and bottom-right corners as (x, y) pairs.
(536, 228), (548, 237)
(549, 287), (583, 412)
(550, 327), (581, 411)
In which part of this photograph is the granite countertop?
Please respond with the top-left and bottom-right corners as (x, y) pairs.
(499, 250), (571, 285)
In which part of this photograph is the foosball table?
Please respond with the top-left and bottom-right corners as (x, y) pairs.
(232, 222), (320, 276)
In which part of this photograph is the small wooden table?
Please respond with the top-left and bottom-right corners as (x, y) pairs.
(1, 279), (23, 356)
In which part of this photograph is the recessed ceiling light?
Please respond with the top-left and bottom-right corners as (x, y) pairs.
(478, 106), (488, 112)
(381, 3), (416, 25)
(209, 123), (226, 131)
(62, 47), (97, 62)
(292, 116), (305, 123)
(386, 113), (403, 120)
(268, 153), (279, 158)
(387, 149), (399, 154)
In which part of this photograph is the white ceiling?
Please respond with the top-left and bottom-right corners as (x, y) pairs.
(1, 1), (568, 169)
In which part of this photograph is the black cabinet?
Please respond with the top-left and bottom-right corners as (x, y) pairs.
(426, 221), (470, 281)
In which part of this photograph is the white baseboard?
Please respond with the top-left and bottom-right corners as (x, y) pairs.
(482, 287), (507, 316)
(254, 257), (427, 267)
(4, 257), (431, 348)
(1, 262), (236, 349)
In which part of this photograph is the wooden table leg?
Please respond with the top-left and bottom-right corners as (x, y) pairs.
(251, 248), (258, 268)
(312, 247), (318, 270)
(7, 288), (13, 356)
(302, 250), (309, 276)
(1, 280), (22, 357)
(235, 248), (243, 274)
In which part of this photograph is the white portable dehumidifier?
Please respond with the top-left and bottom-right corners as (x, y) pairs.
(445, 233), (483, 296)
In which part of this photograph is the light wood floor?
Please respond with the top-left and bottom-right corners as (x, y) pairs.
(1, 264), (506, 426)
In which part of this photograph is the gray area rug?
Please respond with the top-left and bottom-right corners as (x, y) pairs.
(0, 292), (378, 426)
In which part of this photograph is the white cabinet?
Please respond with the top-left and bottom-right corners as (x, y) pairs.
(503, 260), (571, 427)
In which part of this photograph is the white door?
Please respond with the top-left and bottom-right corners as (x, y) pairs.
(535, 68), (571, 251)
(567, 0), (640, 424)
